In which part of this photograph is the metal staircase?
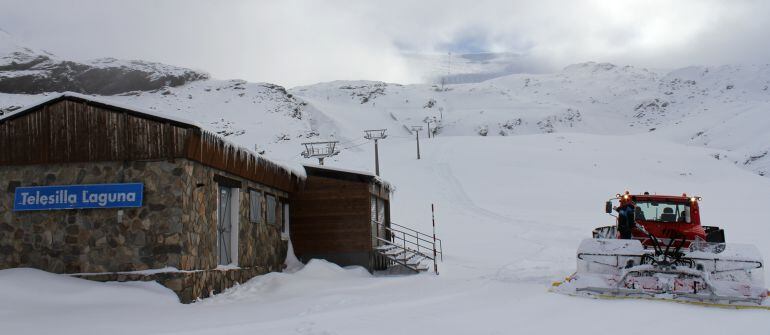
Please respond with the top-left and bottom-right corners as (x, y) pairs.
(373, 221), (443, 274)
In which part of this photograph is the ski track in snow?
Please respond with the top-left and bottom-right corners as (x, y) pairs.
(431, 161), (550, 281)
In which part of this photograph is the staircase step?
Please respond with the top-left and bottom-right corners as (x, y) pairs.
(406, 256), (426, 266)
(381, 248), (404, 256)
(372, 239), (437, 273)
(396, 251), (416, 260)
(375, 244), (397, 251)
(379, 247), (432, 262)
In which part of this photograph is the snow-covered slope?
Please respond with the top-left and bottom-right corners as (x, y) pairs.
(292, 62), (770, 177)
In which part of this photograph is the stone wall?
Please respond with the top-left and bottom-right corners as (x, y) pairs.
(0, 160), (187, 273)
(0, 158), (289, 302)
(182, 159), (288, 270)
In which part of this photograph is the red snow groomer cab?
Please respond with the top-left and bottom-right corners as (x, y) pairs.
(551, 191), (768, 308)
(594, 191), (725, 246)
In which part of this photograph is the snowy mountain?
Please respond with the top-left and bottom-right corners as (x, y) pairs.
(2, 34), (769, 177)
(2, 31), (768, 178)
(2, 31), (768, 177)
(291, 62), (770, 177)
(0, 30), (207, 95)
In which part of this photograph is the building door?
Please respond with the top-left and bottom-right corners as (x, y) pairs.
(218, 186), (234, 265)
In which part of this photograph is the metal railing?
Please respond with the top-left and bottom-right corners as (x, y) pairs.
(372, 220), (443, 273)
(391, 221), (443, 261)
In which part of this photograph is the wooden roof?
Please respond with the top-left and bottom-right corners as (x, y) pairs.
(0, 93), (304, 192)
(0, 92), (199, 128)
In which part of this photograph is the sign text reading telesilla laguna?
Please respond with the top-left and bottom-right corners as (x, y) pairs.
(13, 183), (144, 211)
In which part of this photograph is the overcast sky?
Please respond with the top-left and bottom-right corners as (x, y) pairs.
(1, 0), (769, 87)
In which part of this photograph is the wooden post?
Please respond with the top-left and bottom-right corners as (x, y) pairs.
(432, 203), (438, 275)
(403, 231), (407, 264)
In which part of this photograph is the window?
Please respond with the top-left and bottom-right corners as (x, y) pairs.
(282, 203), (290, 236)
(249, 190), (263, 223)
(635, 201), (691, 223)
(266, 194), (277, 226)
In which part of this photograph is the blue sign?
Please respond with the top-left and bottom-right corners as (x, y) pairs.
(13, 183), (144, 211)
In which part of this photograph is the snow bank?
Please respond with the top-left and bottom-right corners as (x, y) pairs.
(202, 259), (371, 304)
(0, 268), (178, 307)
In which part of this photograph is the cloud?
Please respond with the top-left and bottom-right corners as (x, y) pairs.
(1, 0), (769, 87)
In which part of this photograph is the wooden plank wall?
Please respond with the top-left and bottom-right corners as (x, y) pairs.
(0, 99), (301, 192)
(0, 100), (188, 165)
(290, 175), (372, 255)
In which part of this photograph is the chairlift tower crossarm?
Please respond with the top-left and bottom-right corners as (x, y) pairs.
(301, 141), (340, 165)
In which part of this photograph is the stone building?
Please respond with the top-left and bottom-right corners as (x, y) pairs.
(0, 93), (303, 302)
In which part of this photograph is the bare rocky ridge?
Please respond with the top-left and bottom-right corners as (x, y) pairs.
(0, 55), (208, 95)
(0, 30), (208, 95)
